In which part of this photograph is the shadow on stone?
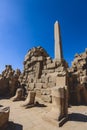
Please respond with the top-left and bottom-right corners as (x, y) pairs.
(0, 96), (10, 100)
(0, 105), (3, 107)
(6, 121), (23, 130)
(25, 101), (47, 109)
(35, 101), (47, 107)
(68, 113), (87, 122)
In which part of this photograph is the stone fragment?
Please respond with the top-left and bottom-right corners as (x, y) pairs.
(21, 91), (36, 107)
(47, 62), (56, 69)
(11, 88), (24, 101)
(42, 86), (68, 127)
(0, 107), (10, 129)
(41, 89), (51, 95)
(41, 95), (52, 103)
(56, 76), (67, 86)
(35, 83), (43, 89)
(28, 83), (35, 91)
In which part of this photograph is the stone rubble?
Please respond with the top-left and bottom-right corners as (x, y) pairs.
(19, 46), (68, 103)
(0, 65), (21, 97)
(68, 48), (87, 105)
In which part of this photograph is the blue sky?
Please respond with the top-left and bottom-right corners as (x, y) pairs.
(0, 0), (87, 73)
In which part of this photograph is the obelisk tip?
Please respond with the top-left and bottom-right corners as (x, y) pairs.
(55, 20), (59, 24)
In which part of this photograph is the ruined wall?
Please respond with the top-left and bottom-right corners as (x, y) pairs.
(20, 46), (68, 102)
(68, 48), (87, 105)
(0, 46), (87, 105)
(0, 65), (21, 97)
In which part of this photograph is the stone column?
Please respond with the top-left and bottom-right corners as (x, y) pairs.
(42, 86), (68, 127)
(51, 86), (68, 121)
(54, 21), (63, 60)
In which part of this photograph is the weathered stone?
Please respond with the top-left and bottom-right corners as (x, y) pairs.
(49, 76), (56, 83)
(55, 67), (64, 72)
(56, 76), (67, 86)
(34, 88), (41, 98)
(46, 59), (52, 64)
(36, 79), (42, 83)
(41, 95), (52, 103)
(11, 88), (24, 101)
(48, 69), (55, 73)
(43, 65), (47, 69)
(35, 83), (43, 89)
(41, 89), (51, 95)
(54, 21), (63, 60)
(28, 83), (35, 91)
(0, 107), (10, 129)
(38, 56), (44, 61)
(42, 69), (48, 74)
(42, 86), (68, 127)
(0, 78), (9, 96)
(48, 82), (56, 88)
(0, 65), (21, 97)
(47, 62), (56, 69)
(42, 83), (48, 88)
(21, 91), (36, 107)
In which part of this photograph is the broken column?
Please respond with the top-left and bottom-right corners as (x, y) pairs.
(21, 91), (36, 108)
(0, 107), (10, 129)
(11, 88), (24, 101)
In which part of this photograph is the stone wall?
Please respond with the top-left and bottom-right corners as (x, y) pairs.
(68, 48), (87, 105)
(0, 46), (87, 105)
(0, 65), (21, 97)
(19, 46), (68, 103)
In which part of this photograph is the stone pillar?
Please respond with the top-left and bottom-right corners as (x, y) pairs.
(42, 86), (68, 127)
(51, 86), (68, 121)
(54, 21), (63, 60)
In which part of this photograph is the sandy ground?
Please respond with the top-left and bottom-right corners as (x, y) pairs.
(0, 98), (87, 130)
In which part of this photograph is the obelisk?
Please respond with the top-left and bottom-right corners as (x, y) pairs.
(54, 21), (63, 60)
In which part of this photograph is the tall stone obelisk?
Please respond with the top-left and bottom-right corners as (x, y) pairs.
(54, 21), (63, 60)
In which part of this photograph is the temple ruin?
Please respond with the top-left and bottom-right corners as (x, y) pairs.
(0, 21), (87, 128)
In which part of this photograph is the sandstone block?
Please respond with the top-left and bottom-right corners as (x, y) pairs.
(36, 79), (42, 83)
(41, 89), (51, 95)
(34, 88), (41, 98)
(41, 95), (52, 103)
(48, 83), (56, 88)
(42, 69), (48, 74)
(35, 83), (43, 89)
(28, 83), (35, 91)
(55, 67), (64, 72)
(43, 83), (48, 88)
(56, 76), (67, 86)
(48, 69), (55, 73)
(46, 59), (52, 64)
(47, 62), (56, 69)
(31, 56), (38, 62)
(43, 65), (47, 69)
(0, 107), (10, 129)
(38, 56), (44, 61)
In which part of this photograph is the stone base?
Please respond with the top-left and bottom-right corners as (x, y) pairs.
(25, 104), (36, 109)
(42, 111), (68, 127)
(0, 107), (10, 129)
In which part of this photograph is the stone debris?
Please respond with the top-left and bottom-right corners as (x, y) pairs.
(11, 88), (24, 102)
(21, 91), (36, 108)
(19, 46), (68, 103)
(0, 65), (21, 97)
(0, 107), (10, 130)
(68, 48), (87, 105)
